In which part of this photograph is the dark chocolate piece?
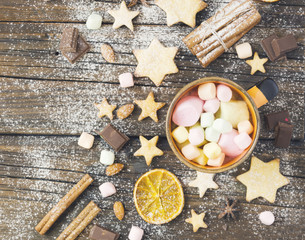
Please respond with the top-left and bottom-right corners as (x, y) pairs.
(265, 110), (290, 130)
(62, 35), (90, 64)
(60, 27), (79, 53)
(97, 124), (129, 151)
(260, 34), (285, 61)
(275, 122), (293, 148)
(271, 34), (298, 57)
(89, 225), (120, 240)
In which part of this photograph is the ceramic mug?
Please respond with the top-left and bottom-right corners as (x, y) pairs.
(165, 76), (278, 173)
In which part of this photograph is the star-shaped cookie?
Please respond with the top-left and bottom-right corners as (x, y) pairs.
(134, 91), (165, 122)
(134, 136), (163, 165)
(108, 1), (139, 31)
(188, 172), (218, 198)
(133, 38), (178, 86)
(94, 98), (117, 120)
(156, 0), (207, 27)
(236, 156), (289, 203)
(185, 209), (207, 232)
(246, 52), (268, 75)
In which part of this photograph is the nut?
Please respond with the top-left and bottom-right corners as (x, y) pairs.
(113, 201), (124, 220)
(117, 104), (134, 119)
(106, 163), (124, 176)
(101, 44), (115, 63)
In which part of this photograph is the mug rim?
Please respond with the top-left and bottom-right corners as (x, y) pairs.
(165, 76), (260, 173)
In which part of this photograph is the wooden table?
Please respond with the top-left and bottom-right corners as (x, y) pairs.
(0, 0), (304, 239)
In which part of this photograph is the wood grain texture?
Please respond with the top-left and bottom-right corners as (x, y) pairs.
(0, 0), (304, 239)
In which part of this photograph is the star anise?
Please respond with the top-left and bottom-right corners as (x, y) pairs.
(128, 0), (149, 8)
(217, 198), (239, 220)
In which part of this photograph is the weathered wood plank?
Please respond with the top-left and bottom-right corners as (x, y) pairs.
(0, 77), (303, 139)
(0, 135), (305, 240)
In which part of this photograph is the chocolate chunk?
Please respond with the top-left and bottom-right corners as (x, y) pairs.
(89, 225), (119, 240)
(265, 111), (290, 130)
(97, 124), (129, 151)
(61, 35), (90, 64)
(275, 122), (293, 148)
(261, 34), (285, 61)
(60, 27), (79, 53)
(271, 34), (298, 57)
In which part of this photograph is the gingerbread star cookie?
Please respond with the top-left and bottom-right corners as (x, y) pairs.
(156, 0), (207, 27)
(185, 209), (207, 232)
(108, 1), (139, 31)
(246, 52), (268, 75)
(133, 38), (178, 86)
(94, 98), (117, 120)
(236, 156), (289, 203)
(188, 172), (218, 198)
(134, 92), (165, 122)
(134, 136), (163, 165)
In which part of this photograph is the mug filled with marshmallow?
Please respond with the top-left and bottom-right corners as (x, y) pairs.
(166, 77), (278, 173)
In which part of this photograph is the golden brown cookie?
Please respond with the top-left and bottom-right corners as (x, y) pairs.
(134, 136), (163, 165)
(185, 209), (207, 232)
(246, 52), (268, 75)
(94, 98), (117, 120)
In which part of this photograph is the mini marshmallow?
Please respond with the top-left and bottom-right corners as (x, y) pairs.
(203, 98), (220, 114)
(99, 182), (116, 198)
(192, 149), (208, 166)
(181, 144), (200, 160)
(128, 226), (144, 240)
(203, 142), (222, 159)
(119, 72), (134, 88)
(198, 83), (216, 100)
(86, 13), (103, 29)
(238, 120), (254, 134)
(78, 132), (94, 149)
(188, 126), (205, 146)
(216, 84), (232, 102)
(200, 112), (215, 128)
(218, 129), (243, 157)
(259, 211), (275, 226)
(212, 119), (233, 134)
(207, 153), (225, 167)
(234, 132), (252, 150)
(205, 127), (221, 142)
(172, 96), (204, 127)
(172, 126), (188, 143)
(235, 42), (252, 59)
(100, 150), (115, 165)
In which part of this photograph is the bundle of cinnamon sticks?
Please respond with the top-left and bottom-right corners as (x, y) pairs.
(183, 0), (261, 68)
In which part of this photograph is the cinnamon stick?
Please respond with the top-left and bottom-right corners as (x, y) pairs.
(35, 174), (93, 235)
(56, 201), (101, 240)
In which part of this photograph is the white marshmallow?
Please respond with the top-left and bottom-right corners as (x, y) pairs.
(100, 150), (115, 165)
(78, 132), (94, 149)
(99, 182), (116, 198)
(203, 142), (222, 159)
(212, 118), (233, 133)
(188, 126), (205, 146)
(181, 144), (200, 160)
(128, 226), (144, 240)
(198, 83), (216, 100)
(259, 211), (275, 225)
(205, 127), (221, 142)
(119, 73), (134, 88)
(172, 126), (188, 144)
(200, 112), (215, 128)
(235, 42), (252, 59)
(238, 120), (254, 134)
(86, 13), (103, 29)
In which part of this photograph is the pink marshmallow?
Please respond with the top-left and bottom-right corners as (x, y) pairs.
(218, 129), (243, 157)
(207, 153), (225, 167)
(234, 132), (252, 150)
(181, 144), (200, 160)
(119, 73), (134, 88)
(128, 226), (144, 240)
(172, 96), (204, 127)
(188, 127), (205, 146)
(198, 83), (216, 100)
(203, 98), (220, 113)
(216, 84), (232, 102)
(237, 120), (254, 134)
(99, 182), (116, 198)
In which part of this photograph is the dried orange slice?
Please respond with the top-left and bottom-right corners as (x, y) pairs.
(133, 169), (184, 224)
